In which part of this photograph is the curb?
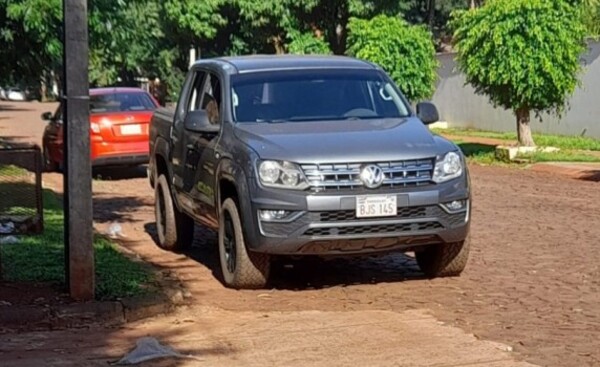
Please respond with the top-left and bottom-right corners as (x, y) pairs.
(0, 280), (189, 331)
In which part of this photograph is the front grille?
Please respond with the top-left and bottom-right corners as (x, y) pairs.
(317, 206), (428, 222)
(301, 159), (434, 191)
(303, 221), (443, 237)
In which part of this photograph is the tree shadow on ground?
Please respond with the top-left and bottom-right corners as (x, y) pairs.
(457, 142), (496, 157)
(144, 222), (427, 290)
(0, 136), (40, 148)
(0, 103), (34, 112)
(93, 195), (149, 225)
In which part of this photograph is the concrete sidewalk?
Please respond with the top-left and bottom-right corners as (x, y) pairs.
(0, 307), (537, 367)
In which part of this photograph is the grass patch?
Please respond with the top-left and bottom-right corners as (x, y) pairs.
(447, 136), (600, 165)
(433, 128), (600, 151)
(0, 164), (28, 176)
(1, 189), (153, 300)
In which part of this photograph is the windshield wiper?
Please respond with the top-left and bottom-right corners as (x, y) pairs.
(256, 118), (289, 123)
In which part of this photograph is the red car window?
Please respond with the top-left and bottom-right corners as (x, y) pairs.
(90, 92), (156, 114)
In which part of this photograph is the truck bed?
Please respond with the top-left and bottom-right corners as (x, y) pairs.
(148, 107), (175, 186)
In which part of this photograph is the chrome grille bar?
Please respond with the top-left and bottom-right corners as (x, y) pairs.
(301, 159), (435, 190)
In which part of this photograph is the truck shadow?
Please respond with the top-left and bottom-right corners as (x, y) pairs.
(92, 165), (147, 181)
(145, 222), (427, 290)
(579, 170), (600, 182)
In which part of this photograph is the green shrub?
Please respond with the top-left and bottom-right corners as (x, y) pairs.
(287, 32), (332, 55)
(346, 15), (438, 102)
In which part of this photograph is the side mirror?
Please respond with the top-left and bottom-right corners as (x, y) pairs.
(41, 112), (53, 121)
(416, 102), (439, 125)
(184, 110), (220, 134)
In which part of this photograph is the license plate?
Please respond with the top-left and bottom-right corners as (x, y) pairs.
(121, 124), (141, 135)
(356, 195), (397, 218)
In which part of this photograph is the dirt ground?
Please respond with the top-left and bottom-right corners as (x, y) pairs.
(1, 101), (599, 367)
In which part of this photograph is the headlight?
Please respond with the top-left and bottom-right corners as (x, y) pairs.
(433, 151), (463, 183)
(258, 160), (309, 190)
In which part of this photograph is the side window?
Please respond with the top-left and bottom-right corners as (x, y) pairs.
(187, 71), (207, 113)
(201, 73), (222, 125)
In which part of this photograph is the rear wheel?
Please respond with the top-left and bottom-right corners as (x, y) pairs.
(218, 198), (270, 289)
(154, 174), (194, 251)
(415, 238), (470, 278)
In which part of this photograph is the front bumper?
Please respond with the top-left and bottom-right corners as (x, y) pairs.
(240, 176), (470, 256)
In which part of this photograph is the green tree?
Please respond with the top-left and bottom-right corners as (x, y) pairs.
(89, 0), (165, 86)
(0, 0), (62, 99)
(287, 31), (332, 54)
(581, 0), (600, 36)
(221, 0), (409, 56)
(451, 0), (587, 146)
(347, 15), (438, 102)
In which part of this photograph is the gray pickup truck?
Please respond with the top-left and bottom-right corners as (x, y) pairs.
(149, 55), (471, 289)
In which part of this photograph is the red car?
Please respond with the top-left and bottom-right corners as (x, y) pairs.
(42, 87), (159, 171)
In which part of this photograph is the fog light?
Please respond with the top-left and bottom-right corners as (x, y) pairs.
(447, 200), (465, 211)
(441, 200), (468, 213)
(259, 210), (289, 221)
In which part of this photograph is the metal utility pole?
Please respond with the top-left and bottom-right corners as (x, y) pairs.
(63, 0), (94, 301)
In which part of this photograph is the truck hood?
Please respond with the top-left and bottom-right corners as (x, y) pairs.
(234, 117), (441, 163)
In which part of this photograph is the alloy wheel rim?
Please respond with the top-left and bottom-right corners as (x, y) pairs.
(223, 212), (236, 274)
(157, 189), (166, 238)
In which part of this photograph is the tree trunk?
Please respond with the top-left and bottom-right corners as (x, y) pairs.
(428, 0), (436, 32)
(516, 107), (535, 147)
(272, 35), (285, 54)
(40, 79), (48, 102)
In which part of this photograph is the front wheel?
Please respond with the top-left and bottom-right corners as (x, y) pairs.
(415, 238), (470, 278)
(154, 174), (194, 251)
(218, 198), (270, 289)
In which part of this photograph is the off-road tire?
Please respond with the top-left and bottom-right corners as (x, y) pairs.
(154, 174), (194, 251)
(218, 198), (270, 289)
(415, 238), (470, 278)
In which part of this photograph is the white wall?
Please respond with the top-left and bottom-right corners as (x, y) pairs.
(431, 40), (600, 139)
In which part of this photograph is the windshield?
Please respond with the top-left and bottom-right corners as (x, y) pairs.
(231, 69), (410, 123)
(90, 92), (156, 114)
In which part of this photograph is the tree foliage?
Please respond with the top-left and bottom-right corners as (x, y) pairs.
(287, 32), (332, 55)
(581, 0), (600, 36)
(347, 15), (438, 102)
(451, 0), (586, 145)
(0, 0), (62, 92)
(0, 0), (473, 100)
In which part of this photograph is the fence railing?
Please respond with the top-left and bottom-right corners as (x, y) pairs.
(0, 144), (44, 236)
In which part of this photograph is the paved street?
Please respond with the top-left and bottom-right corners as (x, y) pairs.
(2, 101), (599, 366)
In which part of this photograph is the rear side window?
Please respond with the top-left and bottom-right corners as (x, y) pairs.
(90, 92), (157, 114)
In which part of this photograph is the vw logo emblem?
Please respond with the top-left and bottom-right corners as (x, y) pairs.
(360, 165), (385, 189)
